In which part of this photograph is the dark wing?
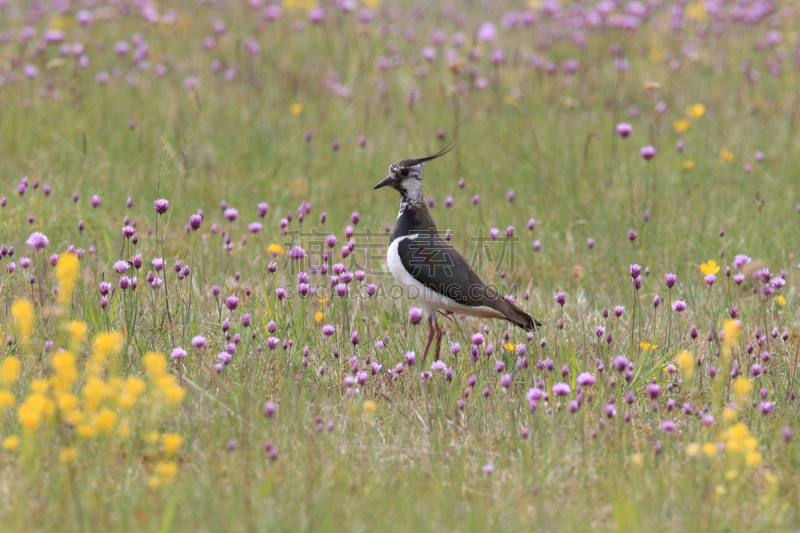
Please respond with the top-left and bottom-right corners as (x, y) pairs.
(396, 231), (539, 330)
(396, 230), (493, 305)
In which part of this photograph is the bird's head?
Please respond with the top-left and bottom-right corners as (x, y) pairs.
(373, 142), (455, 194)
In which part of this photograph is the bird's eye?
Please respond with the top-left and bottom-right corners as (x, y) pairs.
(400, 168), (409, 177)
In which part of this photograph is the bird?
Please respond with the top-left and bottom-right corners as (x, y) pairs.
(374, 143), (540, 362)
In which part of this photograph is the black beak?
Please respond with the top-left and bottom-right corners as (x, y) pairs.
(373, 176), (393, 190)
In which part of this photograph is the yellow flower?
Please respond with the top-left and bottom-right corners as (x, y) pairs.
(94, 408), (118, 433)
(156, 461), (179, 483)
(725, 469), (739, 480)
(720, 149), (735, 162)
(648, 49), (662, 62)
(775, 295), (786, 306)
(702, 443), (718, 458)
(31, 379), (50, 394)
(746, 451), (762, 467)
(504, 343), (515, 352)
(639, 342), (658, 350)
(89, 331), (124, 375)
(686, 443), (701, 457)
(363, 0), (380, 7)
(11, 300), (34, 345)
(117, 420), (131, 439)
(82, 377), (108, 413)
(0, 357), (22, 387)
(0, 390), (16, 409)
(685, 2), (708, 21)
(76, 423), (98, 438)
(65, 409), (85, 425)
(2, 436), (20, 449)
(143, 352), (168, 378)
(55, 253), (80, 307)
(631, 453), (644, 467)
(17, 393), (53, 432)
(364, 400), (377, 417)
(163, 385), (185, 407)
(59, 447), (78, 464)
(162, 433), (184, 455)
(124, 376), (147, 397)
(733, 377), (752, 398)
(267, 244), (286, 255)
(315, 311), (323, 323)
(52, 351), (79, 391)
(722, 320), (740, 349)
(68, 321), (88, 352)
(145, 431), (161, 444)
(723, 407), (738, 421)
(290, 103), (303, 115)
(700, 260), (720, 276)
(676, 350), (693, 379)
(682, 159), (695, 170)
(673, 119), (690, 133)
(686, 103), (705, 119)
(55, 392), (79, 414)
(715, 485), (726, 496)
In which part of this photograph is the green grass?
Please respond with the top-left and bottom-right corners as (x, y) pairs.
(1, 1), (800, 531)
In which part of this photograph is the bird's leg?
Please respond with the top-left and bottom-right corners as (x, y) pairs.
(434, 321), (443, 361)
(422, 317), (435, 362)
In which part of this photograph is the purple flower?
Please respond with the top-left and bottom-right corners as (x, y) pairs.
(661, 420), (676, 432)
(26, 232), (49, 253)
(705, 274), (716, 287)
(192, 336), (207, 348)
(171, 348), (187, 360)
(90, 195), (101, 208)
(154, 198), (169, 214)
(646, 383), (661, 399)
(577, 372), (596, 387)
(267, 337), (280, 350)
(616, 123), (632, 138)
(613, 356), (629, 372)
(672, 299), (687, 313)
(665, 273), (677, 288)
(189, 214), (202, 230)
(263, 401), (277, 417)
(552, 383), (571, 396)
(152, 258), (164, 271)
(405, 351), (416, 366)
(555, 292), (566, 306)
(288, 246), (306, 260)
(477, 22), (496, 43)
(226, 296), (239, 311)
(224, 208), (239, 222)
(113, 260), (130, 275)
(409, 306), (423, 325)
(630, 264), (642, 279)
(322, 325), (335, 337)
(640, 146), (657, 160)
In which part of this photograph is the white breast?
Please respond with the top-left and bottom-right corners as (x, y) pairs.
(386, 235), (504, 321)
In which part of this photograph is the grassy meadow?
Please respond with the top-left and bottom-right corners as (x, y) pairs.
(1, 0), (800, 530)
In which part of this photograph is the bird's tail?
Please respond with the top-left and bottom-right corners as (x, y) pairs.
(499, 299), (541, 331)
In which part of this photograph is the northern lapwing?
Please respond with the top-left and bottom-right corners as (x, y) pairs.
(374, 144), (540, 361)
